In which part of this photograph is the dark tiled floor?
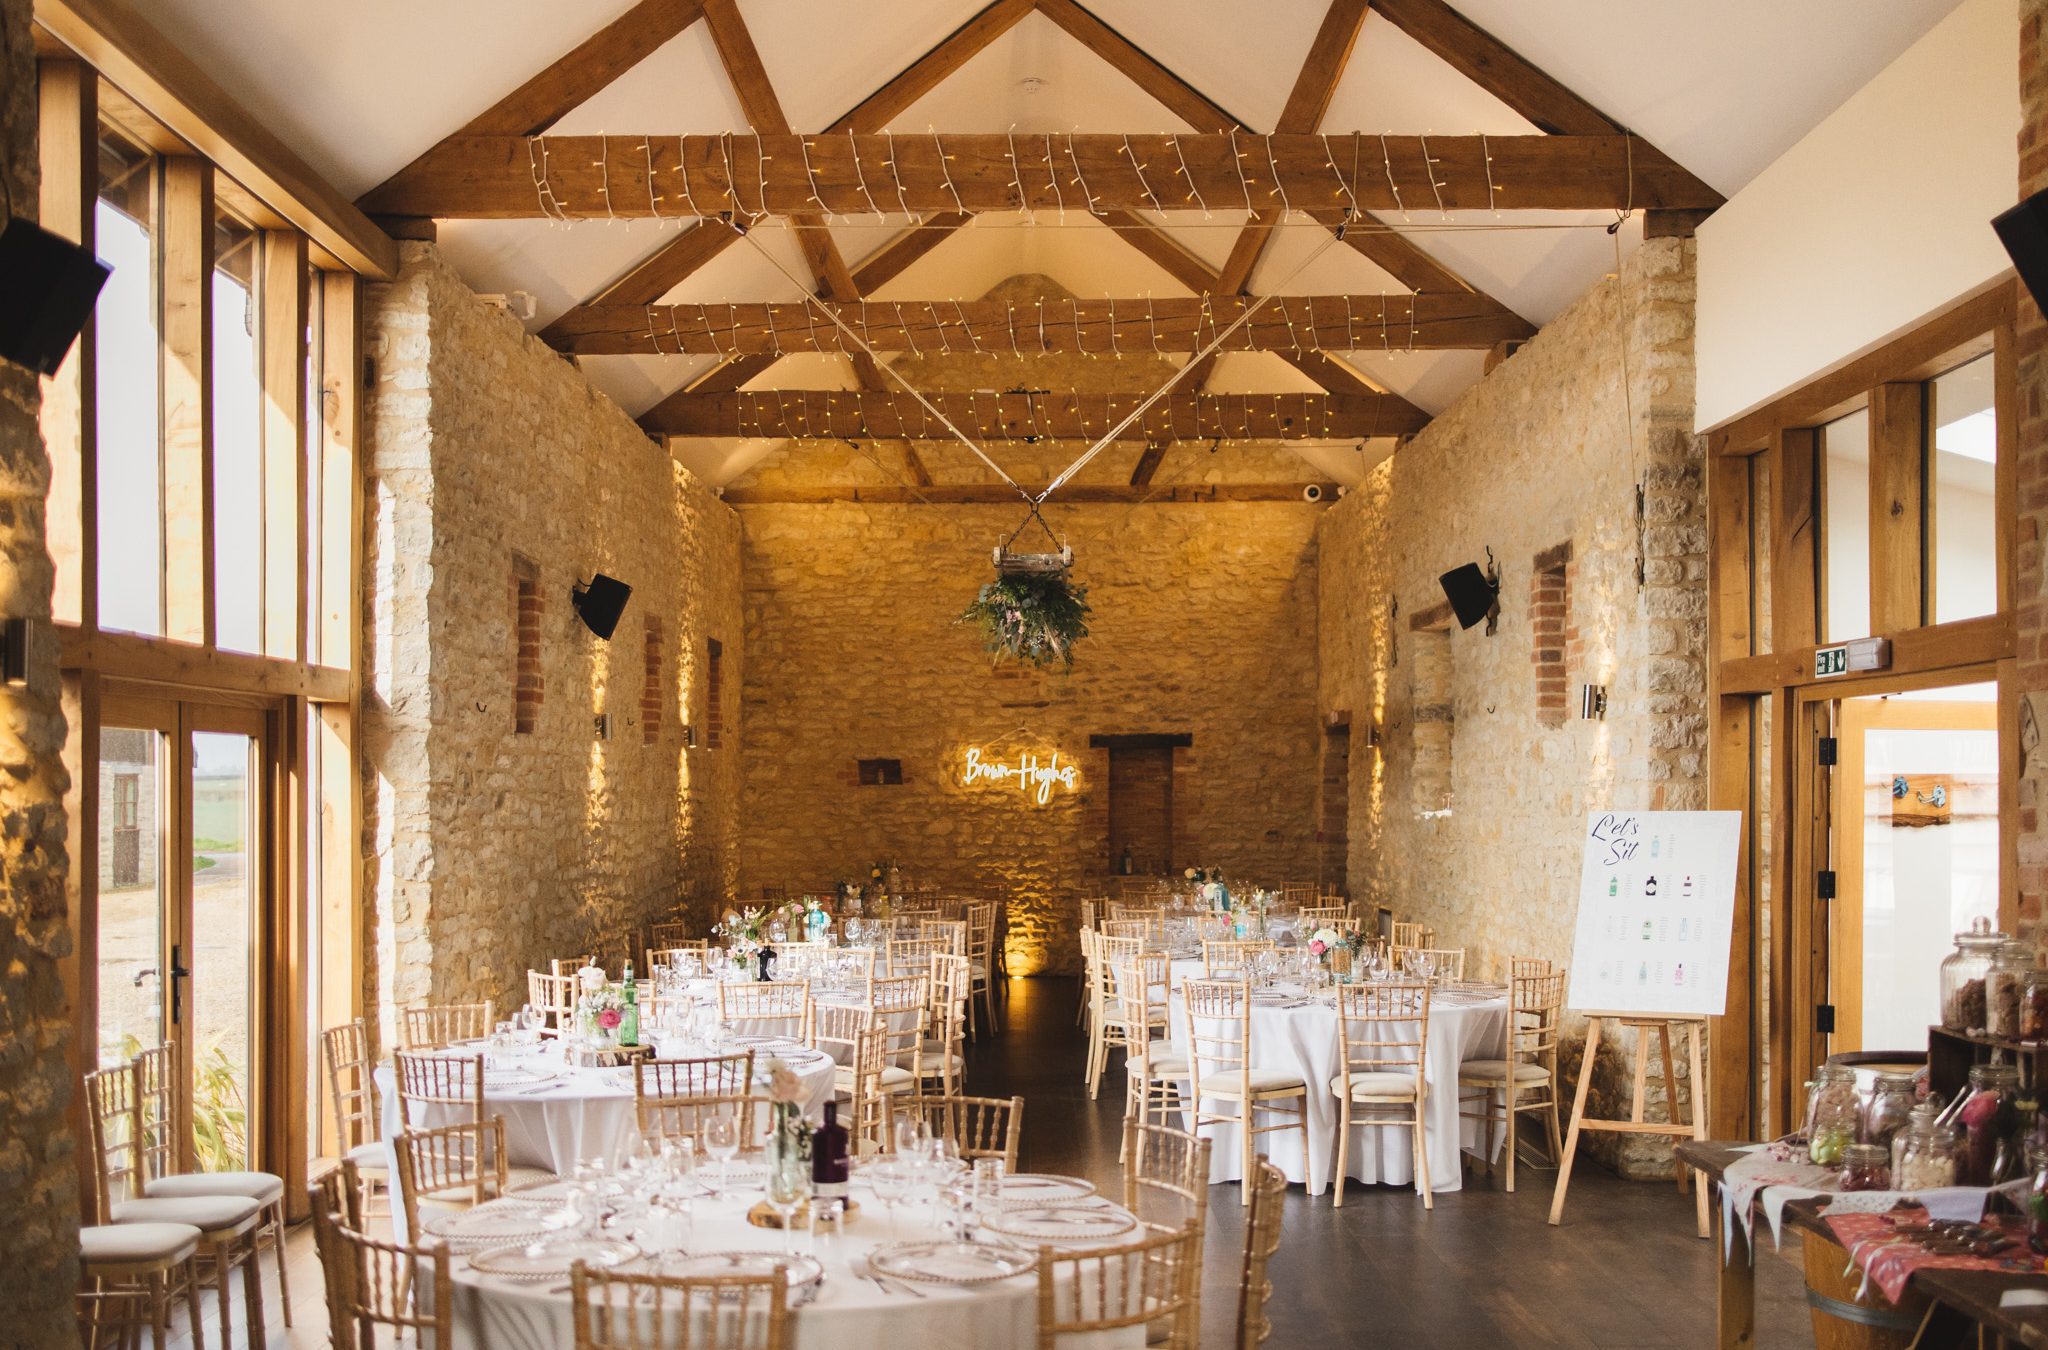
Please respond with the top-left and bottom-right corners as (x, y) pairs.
(969, 976), (1815, 1349)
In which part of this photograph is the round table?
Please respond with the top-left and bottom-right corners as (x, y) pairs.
(378, 1039), (839, 1183)
(433, 1173), (1148, 1350)
(1163, 980), (1509, 1195)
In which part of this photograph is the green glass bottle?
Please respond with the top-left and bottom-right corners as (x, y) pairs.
(619, 980), (640, 1047)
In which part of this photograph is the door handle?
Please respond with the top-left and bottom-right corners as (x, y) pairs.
(168, 944), (190, 1025)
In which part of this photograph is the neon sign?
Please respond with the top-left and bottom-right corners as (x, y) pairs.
(962, 747), (1078, 805)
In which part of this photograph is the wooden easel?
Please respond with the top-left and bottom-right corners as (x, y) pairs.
(1547, 1012), (1710, 1236)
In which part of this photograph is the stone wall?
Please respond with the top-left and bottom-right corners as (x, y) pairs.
(0, 0), (83, 1333)
(363, 243), (743, 1034)
(1317, 236), (1707, 1174)
(731, 281), (1326, 974)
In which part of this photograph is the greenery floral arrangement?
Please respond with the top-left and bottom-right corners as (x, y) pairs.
(960, 571), (1091, 669)
(1182, 866), (1222, 884)
(716, 903), (802, 954)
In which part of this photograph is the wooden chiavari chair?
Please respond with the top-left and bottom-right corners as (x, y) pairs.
(887, 935), (949, 980)
(1034, 1223), (1205, 1350)
(78, 1218), (206, 1350)
(528, 967), (579, 1036)
(894, 1094), (1023, 1171)
(1109, 902), (1164, 923)
(321, 1020), (389, 1214)
(133, 1043), (292, 1327)
(1121, 1118), (1212, 1236)
(1190, 913), (1233, 944)
(398, 1001), (495, 1049)
(393, 1049), (483, 1128)
(392, 1117), (519, 1236)
(716, 980), (814, 1044)
(635, 1053), (757, 1140)
(919, 954), (970, 1101)
(1280, 882), (1317, 907)
(1509, 954), (1557, 980)
(1458, 969), (1567, 1191)
(838, 1022), (892, 1157)
(1299, 904), (1353, 929)
(646, 941), (712, 979)
(1114, 876), (1159, 900)
(866, 973), (926, 1103)
(1102, 918), (1162, 943)
(312, 1155), (368, 1233)
(1396, 946), (1466, 982)
(1075, 903), (1103, 1028)
(571, 1263), (790, 1350)
(1236, 1158), (1290, 1349)
(964, 898), (1000, 1038)
(649, 919), (695, 950)
(918, 917), (967, 957)
(84, 1060), (266, 1350)
(1390, 921), (1434, 950)
(760, 884), (789, 902)
(1111, 954), (1183, 1164)
(1201, 938), (1276, 980)
(311, 1186), (454, 1349)
(1331, 980), (1433, 1209)
(1183, 979), (1308, 1207)
(1085, 934), (1144, 1097)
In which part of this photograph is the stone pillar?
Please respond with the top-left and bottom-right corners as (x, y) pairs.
(0, 0), (84, 1334)
(2015, 0), (2048, 939)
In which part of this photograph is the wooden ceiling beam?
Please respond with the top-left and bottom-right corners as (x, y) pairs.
(723, 481), (1338, 505)
(360, 132), (1722, 218)
(647, 390), (1424, 440)
(828, 0), (1035, 134)
(1362, 0), (1620, 137)
(558, 292), (1529, 355)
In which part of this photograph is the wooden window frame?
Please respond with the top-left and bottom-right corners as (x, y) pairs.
(40, 54), (367, 1220)
(1705, 280), (2019, 1141)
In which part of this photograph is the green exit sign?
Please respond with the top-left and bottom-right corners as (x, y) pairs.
(1813, 637), (1891, 679)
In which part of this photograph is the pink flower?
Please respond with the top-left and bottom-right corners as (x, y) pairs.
(1309, 939), (1327, 956)
(597, 1008), (622, 1030)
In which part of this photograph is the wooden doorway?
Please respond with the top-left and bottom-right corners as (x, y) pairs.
(1106, 743), (1175, 875)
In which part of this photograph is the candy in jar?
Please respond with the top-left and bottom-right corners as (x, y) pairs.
(1837, 1142), (1891, 1192)
(1892, 1101), (1959, 1192)
(1956, 1064), (2022, 1186)
(2033, 1142), (2048, 1255)
(1989, 940), (2033, 1038)
(2024, 968), (2048, 1040)
(1862, 1071), (1918, 1152)
(1941, 917), (2007, 1032)
(1805, 1065), (1859, 1168)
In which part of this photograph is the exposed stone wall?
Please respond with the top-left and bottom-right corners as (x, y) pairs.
(363, 243), (743, 1035)
(731, 280), (1325, 974)
(2014, 0), (2048, 940)
(1317, 236), (1707, 1174)
(0, 0), (83, 1333)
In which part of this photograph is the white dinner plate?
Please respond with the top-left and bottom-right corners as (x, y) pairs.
(421, 1204), (558, 1250)
(994, 1173), (1097, 1209)
(655, 1251), (824, 1305)
(982, 1206), (1137, 1244)
(468, 1236), (638, 1281)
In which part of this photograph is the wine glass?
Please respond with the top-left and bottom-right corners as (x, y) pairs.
(766, 1155), (806, 1253)
(894, 1116), (927, 1161)
(868, 1160), (911, 1240)
(704, 1111), (739, 1195)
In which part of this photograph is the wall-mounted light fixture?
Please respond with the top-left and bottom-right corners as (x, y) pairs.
(1580, 683), (1609, 721)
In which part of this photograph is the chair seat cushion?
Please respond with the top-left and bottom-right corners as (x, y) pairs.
(1129, 1053), (1188, 1078)
(1331, 1070), (1420, 1100)
(145, 1170), (285, 1207)
(1197, 1070), (1306, 1097)
(110, 1194), (261, 1233)
(835, 1064), (917, 1090)
(916, 1051), (965, 1075)
(81, 1222), (201, 1266)
(1459, 1059), (1551, 1085)
(346, 1140), (390, 1173)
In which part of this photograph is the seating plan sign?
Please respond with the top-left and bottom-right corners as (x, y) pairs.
(1564, 810), (1741, 1017)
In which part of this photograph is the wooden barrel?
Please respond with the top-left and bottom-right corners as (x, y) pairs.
(1801, 1232), (1928, 1350)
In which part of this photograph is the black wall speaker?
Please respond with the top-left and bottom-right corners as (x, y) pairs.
(571, 573), (632, 640)
(0, 217), (111, 377)
(1438, 561), (1500, 632)
(1996, 189), (2048, 310)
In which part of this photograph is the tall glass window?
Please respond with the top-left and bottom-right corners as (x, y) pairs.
(94, 133), (162, 636)
(1929, 354), (1998, 623)
(211, 211), (262, 654)
(1823, 408), (1871, 642)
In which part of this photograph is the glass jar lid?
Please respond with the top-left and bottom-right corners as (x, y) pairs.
(1969, 1063), (2022, 1089)
(1954, 916), (2008, 951)
(1841, 1143), (1890, 1167)
(1813, 1064), (1857, 1086)
(1872, 1071), (1920, 1092)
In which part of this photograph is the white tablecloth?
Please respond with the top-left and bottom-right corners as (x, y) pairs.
(1164, 985), (1509, 1195)
(378, 1040), (838, 1182)
(438, 1178), (1144, 1350)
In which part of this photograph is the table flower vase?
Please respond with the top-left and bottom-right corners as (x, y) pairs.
(806, 908), (830, 942)
(768, 1102), (811, 1187)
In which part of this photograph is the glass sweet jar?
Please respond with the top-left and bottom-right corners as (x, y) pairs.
(1891, 1101), (1959, 1192)
(1989, 940), (2035, 1039)
(2031, 1142), (2048, 1254)
(1954, 1063), (2024, 1185)
(1941, 917), (2008, 1033)
(1803, 1065), (1860, 1168)
(2024, 967), (2048, 1041)
(1837, 1143), (1891, 1192)
(1861, 1071), (1918, 1153)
